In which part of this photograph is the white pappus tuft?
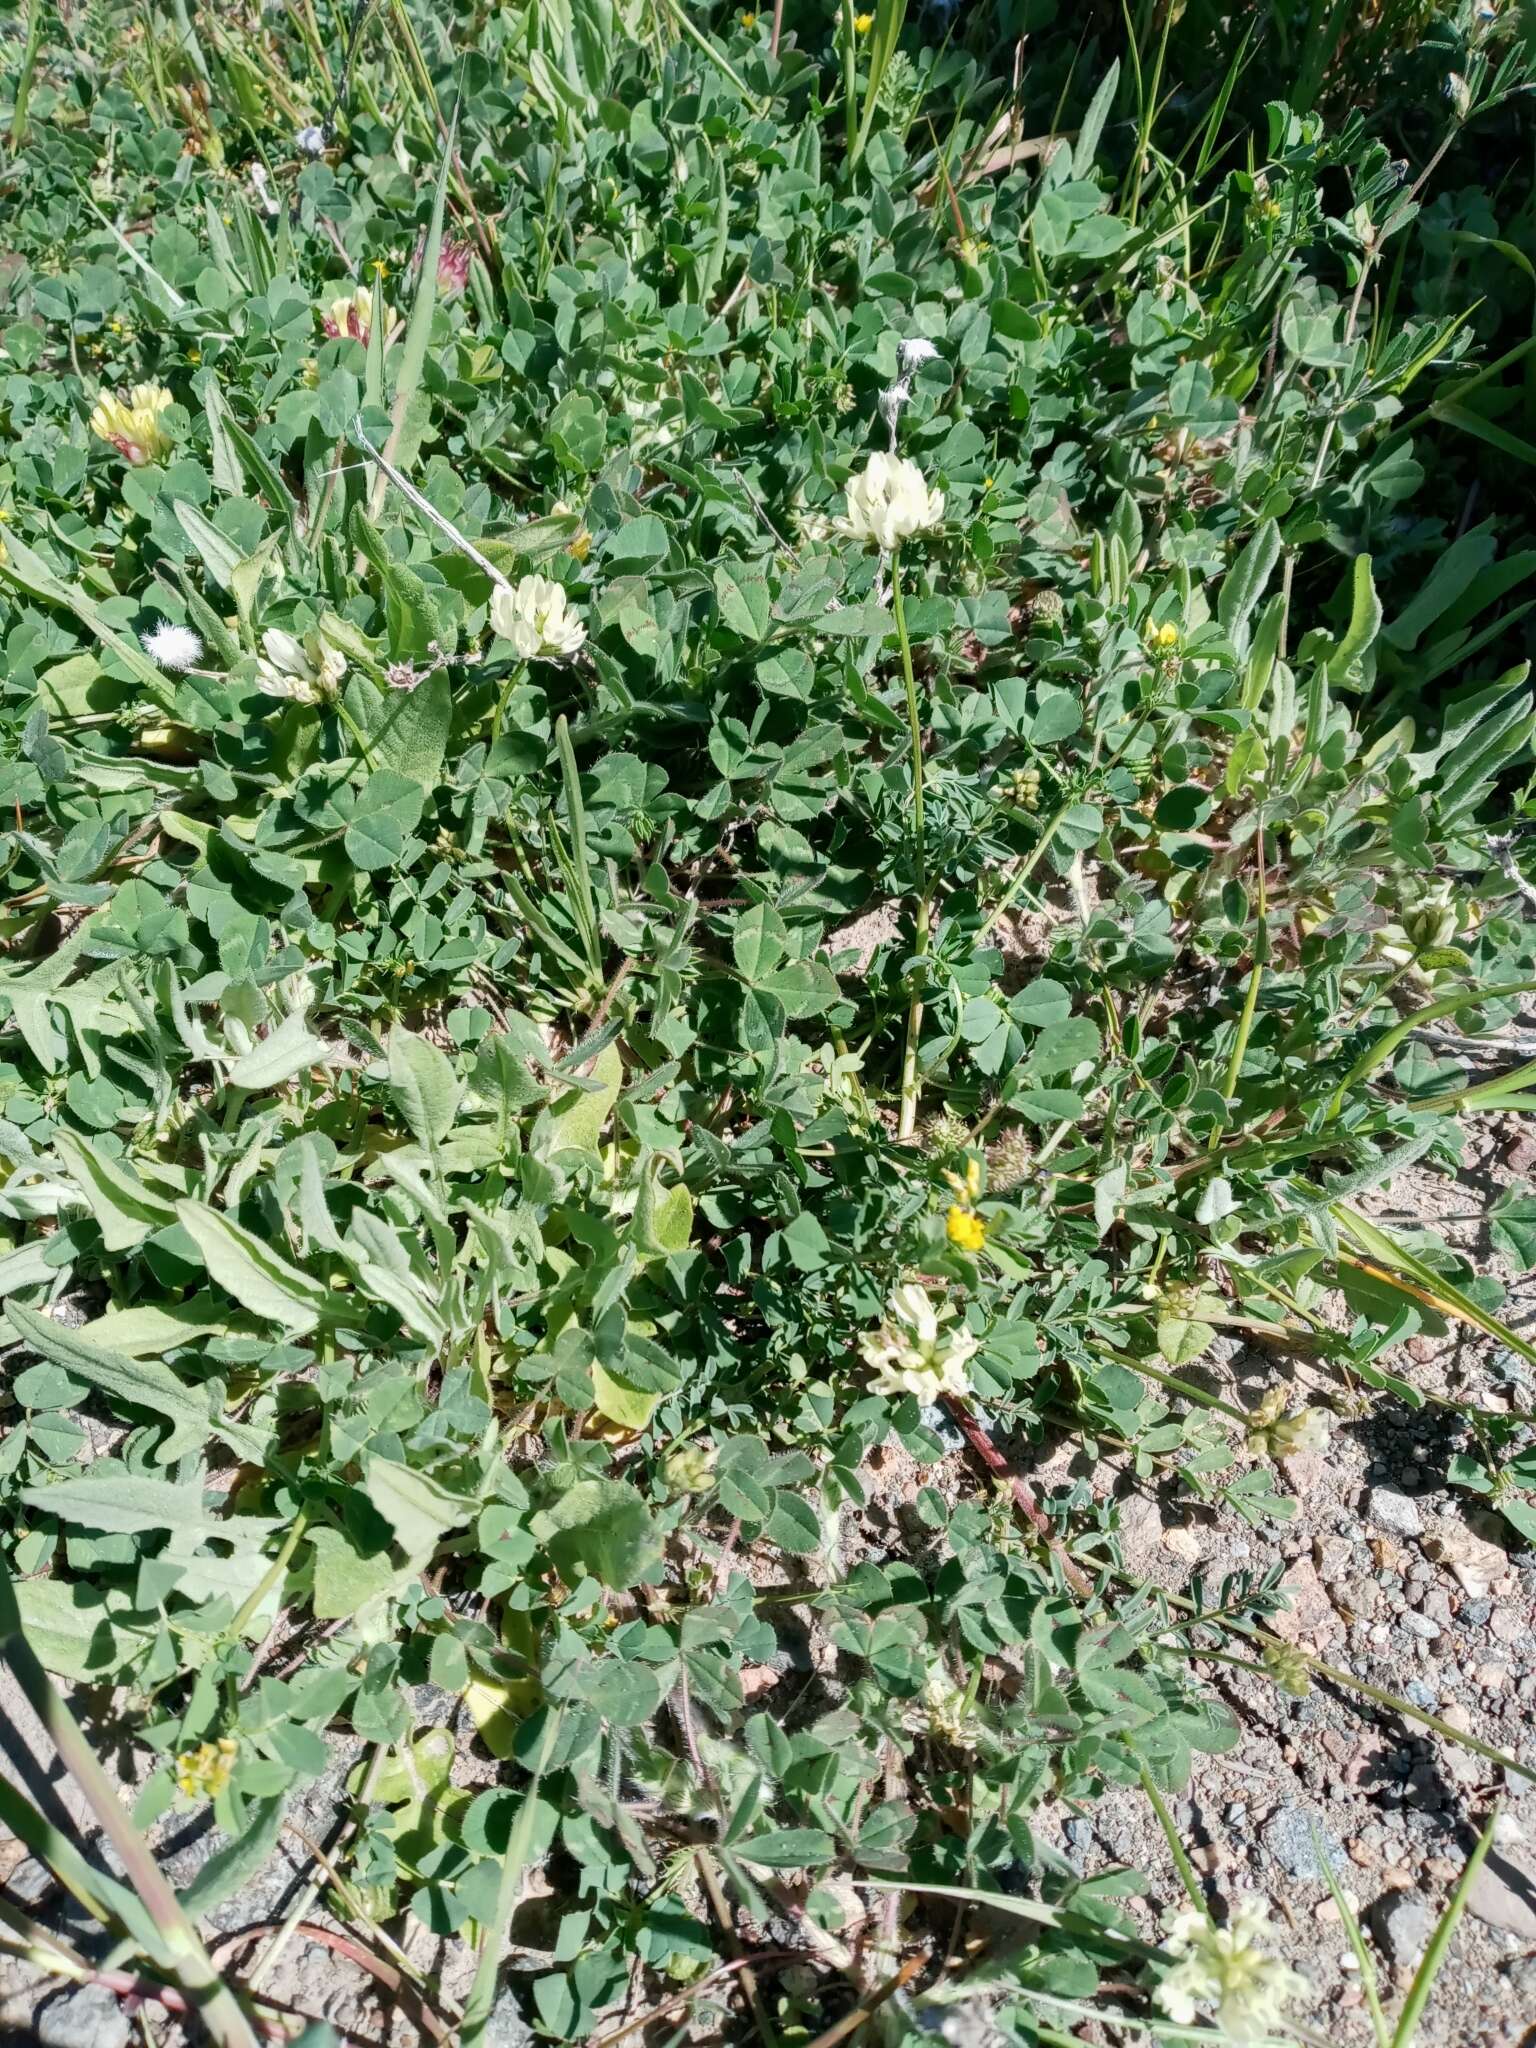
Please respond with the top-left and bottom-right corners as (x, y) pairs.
(142, 621), (204, 671)
(879, 339), (944, 448)
(896, 336), (942, 377)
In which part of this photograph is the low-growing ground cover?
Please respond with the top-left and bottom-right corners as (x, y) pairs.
(3, 3), (1536, 2044)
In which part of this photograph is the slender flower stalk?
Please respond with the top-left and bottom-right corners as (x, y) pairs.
(892, 546), (930, 1140)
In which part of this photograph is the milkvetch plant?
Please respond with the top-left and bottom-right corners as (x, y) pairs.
(0, 3), (1533, 2045)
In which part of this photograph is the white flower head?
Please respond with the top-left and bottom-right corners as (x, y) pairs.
(142, 621), (204, 671)
(897, 337), (942, 378)
(1154, 1898), (1309, 2043)
(839, 453), (944, 551)
(490, 573), (587, 659)
(295, 125), (327, 158)
(859, 1282), (977, 1402)
(255, 625), (346, 705)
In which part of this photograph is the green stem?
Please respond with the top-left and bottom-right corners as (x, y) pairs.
(892, 547), (930, 1140)
(1326, 977), (1536, 1122)
(1394, 1807), (1499, 2048)
(0, 1569), (259, 2046)
(1199, 1648), (1536, 1786)
(1104, 1349), (1248, 1424)
(1207, 809), (1267, 1154)
(332, 693), (379, 771)
(9, 0), (45, 150)
(1138, 1766), (1210, 1922)
(228, 1511), (308, 1643)
(656, 0), (768, 114)
(975, 797), (1072, 945)
(839, 0), (858, 159)
(461, 1708), (566, 2044)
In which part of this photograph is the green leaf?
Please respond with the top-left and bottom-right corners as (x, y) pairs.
(54, 1130), (176, 1250)
(1157, 1315), (1216, 1367)
(1329, 552), (1382, 675)
(535, 1478), (660, 1590)
(13, 1579), (135, 1679)
(713, 561), (772, 641)
(366, 667), (452, 790)
(226, 1010), (329, 1090)
(6, 1302), (260, 1466)
(367, 104), (456, 517)
(176, 1199), (330, 1334)
(363, 1456), (477, 1561)
(546, 1043), (623, 1156)
(1218, 518), (1280, 649)
(1490, 1187), (1536, 1272)
(177, 1799), (286, 1915)
(20, 1469), (266, 1537)
(309, 1525), (408, 1619)
(389, 1026), (461, 1150)
(736, 1828), (835, 1869)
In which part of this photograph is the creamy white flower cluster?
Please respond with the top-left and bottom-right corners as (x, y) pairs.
(1154, 1898), (1309, 2042)
(255, 626), (347, 705)
(839, 452), (945, 551)
(490, 573), (587, 658)
(858, 1282), (976, 1401)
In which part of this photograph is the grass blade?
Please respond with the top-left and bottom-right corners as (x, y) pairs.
(367, 99), (457, 522)
(1391, 1806), (1499, 2047)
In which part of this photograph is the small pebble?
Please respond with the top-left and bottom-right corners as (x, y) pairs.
(1367, 1488), (1424, 1539)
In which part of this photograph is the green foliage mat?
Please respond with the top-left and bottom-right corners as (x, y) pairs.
(2, 3), (1536, 2042)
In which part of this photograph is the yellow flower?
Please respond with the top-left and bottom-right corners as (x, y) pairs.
(739, 8), (756, 21)
(89, 382), (174, 466)
(186, 347), (201, 365)
(552, 498), (593, 563)
(855, 10), (874, 29)
(175, 1736), (238, 1802)
(946, 1205), (986, 1253)
(1151, 620), (1180, 649)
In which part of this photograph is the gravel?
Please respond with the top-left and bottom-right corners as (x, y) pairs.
(1373, 1891), (1435, 1969)
(1366, 1488), (1425, 1539)
(1262, 1805), (1348, 1881)
(36, 1985), (130, 2048)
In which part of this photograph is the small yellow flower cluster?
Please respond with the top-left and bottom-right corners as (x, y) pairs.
(946, 1205), (985, 1252)
(89, 382), (174, 466)
(854, 11), (874, 30)
(943, 1155), (987, 1253)
(175, 1736), (238, 1802)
